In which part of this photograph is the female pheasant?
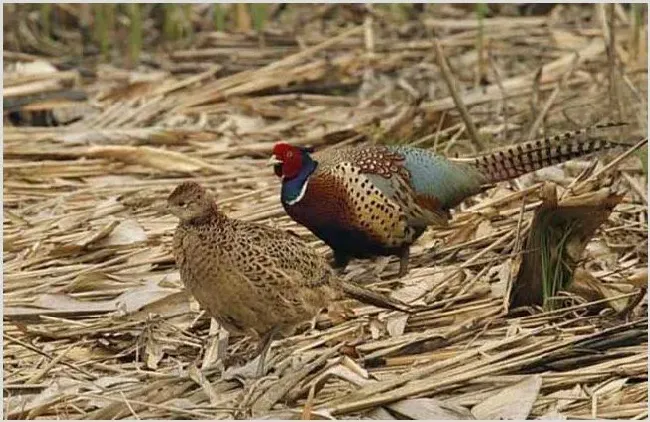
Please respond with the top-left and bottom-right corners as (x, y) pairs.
(167, 181), (408, 378)
(270, 122), (628, 277)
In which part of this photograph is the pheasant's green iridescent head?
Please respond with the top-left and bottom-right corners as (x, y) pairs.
(167, 181), (217, 222)
(270, 143), (316, 180)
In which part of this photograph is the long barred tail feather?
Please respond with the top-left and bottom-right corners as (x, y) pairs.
(467, 122), (629, 184)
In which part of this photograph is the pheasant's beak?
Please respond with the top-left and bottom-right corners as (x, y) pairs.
(267, 156), (282, 166)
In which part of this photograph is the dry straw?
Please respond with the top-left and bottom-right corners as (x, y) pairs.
(3, 4), (647, 420)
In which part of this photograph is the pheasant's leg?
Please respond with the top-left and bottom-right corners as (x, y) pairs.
(397, 247), (410, 277)
(255, 327), (279, 378)
(331, 250), (351, 273)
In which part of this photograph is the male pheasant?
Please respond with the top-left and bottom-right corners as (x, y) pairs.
(270, 122), (628, 277)
(167, 181), (409, 378)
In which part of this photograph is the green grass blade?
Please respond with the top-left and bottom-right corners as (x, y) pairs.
(213, 4), (226, 31)
(40, 3), (51, 36)
(94, 4), (110, 61)
(183, 4), (194, 42)
(128, 3), (142, 66)
(637, 146), (648, 177)
(250, 3), (267, 33)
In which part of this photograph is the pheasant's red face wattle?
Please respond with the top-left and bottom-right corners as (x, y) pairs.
(272, 143), (303, 179)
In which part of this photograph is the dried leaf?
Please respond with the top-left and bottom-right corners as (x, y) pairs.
(490, 259), (513, 298)
(474, 218), (495, 239)
(112, 280), (183, 314)
(219, 114), (266, 134)
(387, 398), (474, 420)
(258, 409), (334, 420)
(446, 218), (480, 246)
(543, 384), (586, 413)
(551, 29), (590, 50)
(86, 174), (143, 187)
(54, 128), (193, 146)
(33, 294), (116, 314)
(56, 214), (85, 231)
(56, 219), (120, 255)
(11, 377), (81, 419)
(592, 378), (628, 397)
(471, 375), (542, 420)
(188, 364), (220, 404)
(320, 364), (373, 388)
(369, 317), (384, 340)
(390, 279), (433, 304)
(392, 269), (462, 304)
(102, 218), (147, 246)
(130, 290), (192, 322)
(91, 197), (125, 219)
(3, 79), (63, 98)
(626, 269), (648, 289)
(339, 355), (370, 380)
(66, 345), (114, 361)
(145, 335), (164, 370)
(201, 319), (228, 370)
(385, 314), (409, 338)
(63, 272), (125, 293)
(585, 240), (618, 267)
(11, 60), (58, 75)
(86, 145), (217, 173)
(6, 279), (181, 319)
(366, 407), (397, 420)
(568, 269), (636, 313)
(538, 409), (567, 420)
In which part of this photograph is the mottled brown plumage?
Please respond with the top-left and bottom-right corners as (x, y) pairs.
(167, 181), (408, 377)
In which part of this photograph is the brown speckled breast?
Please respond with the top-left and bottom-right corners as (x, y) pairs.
(284, 163), (413, 257)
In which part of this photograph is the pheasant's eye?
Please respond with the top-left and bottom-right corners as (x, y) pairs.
(286, 151), (293, 159)
(178, 201), (186, 207)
